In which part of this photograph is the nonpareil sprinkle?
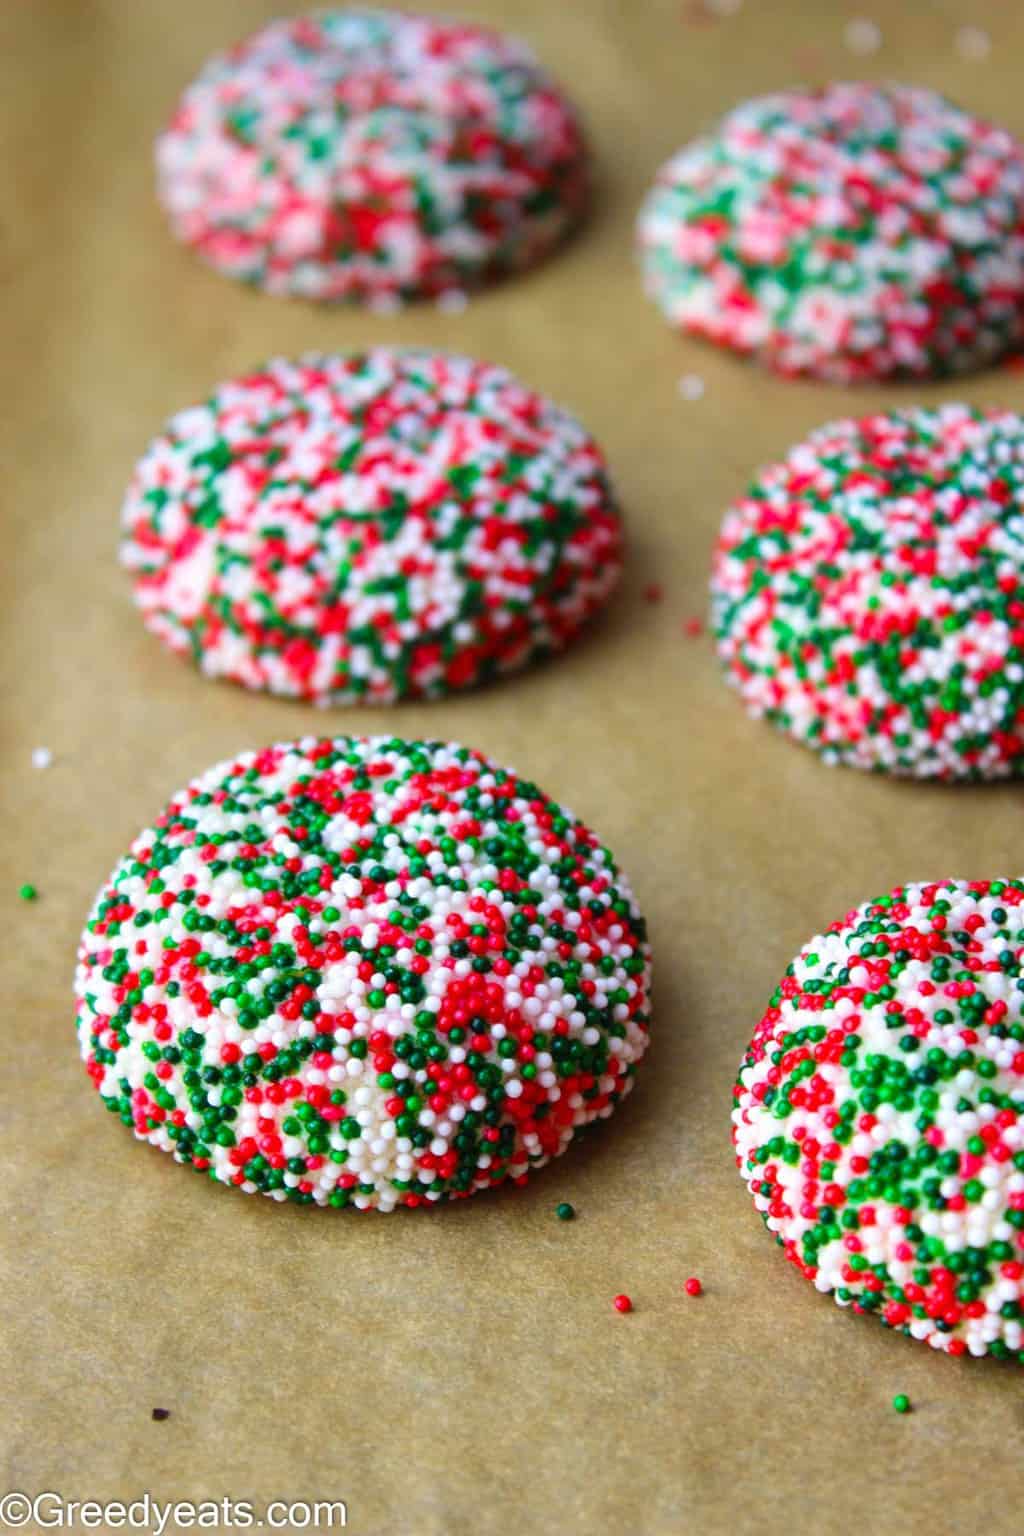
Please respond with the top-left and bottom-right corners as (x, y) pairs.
(121, 351), (623, 705)
(638, 84), (1024, 382)
(74, 736), (652, 1212)
(156, 10), (588, 304)
(734, 878), (1024, 1362)
(712, 405), (1024, 780)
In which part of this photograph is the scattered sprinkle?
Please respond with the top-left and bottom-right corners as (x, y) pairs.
(19, 884), (37, 902)
(151, 1408), (171, 1422)
(368, 292), (403, 316)
(684, 1276), (703, 1297)
(678, 372), (706, 401)
(893, 1395), (911, 1415)
(684, 617), (704, 638)
(613, 1293), (633, 1313)
(844, 17), (881, 54)
(556, 1201), (576, 1221)
(643, 583), (664, 604)
(955, 25), (991, 61)
(437, 289), (469, 314)
(31, 747), (53, 770)
(705, 0), (742, 15)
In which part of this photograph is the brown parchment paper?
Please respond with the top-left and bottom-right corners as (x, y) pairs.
(4, 1), (1024, 1532)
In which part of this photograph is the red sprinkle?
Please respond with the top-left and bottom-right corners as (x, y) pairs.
(613, 1293), (633, 1313)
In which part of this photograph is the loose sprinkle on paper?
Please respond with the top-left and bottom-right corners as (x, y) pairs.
(955, 25), (991, 61)
(844, 17), (882, 54)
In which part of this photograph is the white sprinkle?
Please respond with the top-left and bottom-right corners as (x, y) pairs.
(367, 292), (402, 316)
(436, 289), (469, 313)
(678, 373), (706, 401)
(31, 747), (53, 770)
(843, 17), (881, 54)
(955, 25), (991, 61)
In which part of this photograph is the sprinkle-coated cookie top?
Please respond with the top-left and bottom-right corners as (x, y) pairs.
(638, 83), (1024, 381)
(121, 350), (622, 702)
(157, 8), (588, 301)
(711, 404), (1024, 778)
(75, 736), (651, 1210)
(734, 879), (1024, 1360)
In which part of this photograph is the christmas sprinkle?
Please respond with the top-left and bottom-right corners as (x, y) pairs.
(556, 1200), (575, 1220)
(613, 1293), (633, 1312)
(684, 1276), (702, 1296)
(843, 18), (882, 55)
(19, 884), (37, 902)
(955, 26), (991, 62)
(121, 350), (623, 704)
(711, 404), (1024, 780)
(31, 747), (53, 770)
(156, 10), (589, 304)
(436, 290), (469, 315)
(677, 373), (705, 402)
(74, 736), (652, 1211)
(733, 878), (1024, 1362)
(637, 83), (1024, 382)
(684, 617), (703, 639)
(892, 1394), (911, 1414)
(151, 1409), (171, 1422)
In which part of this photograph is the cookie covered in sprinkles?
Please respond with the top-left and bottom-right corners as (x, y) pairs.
(638, 83), (1024, 382)
(156, 9), (588, 302)
(74, 736), (652, 1210)
(711, 404), (1024, 779)
(733, 879), (1024, 1361)
(121, 350), (622, 703)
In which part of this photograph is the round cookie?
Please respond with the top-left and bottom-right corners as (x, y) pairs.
(637, 82), (1024, 382)
(121, 350), (622, 703)
(74, 736), (652, 1210)
(711, 404), (1024, 780)
(733, 879), (1024, 1361)
(156, 9), (588, 303)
